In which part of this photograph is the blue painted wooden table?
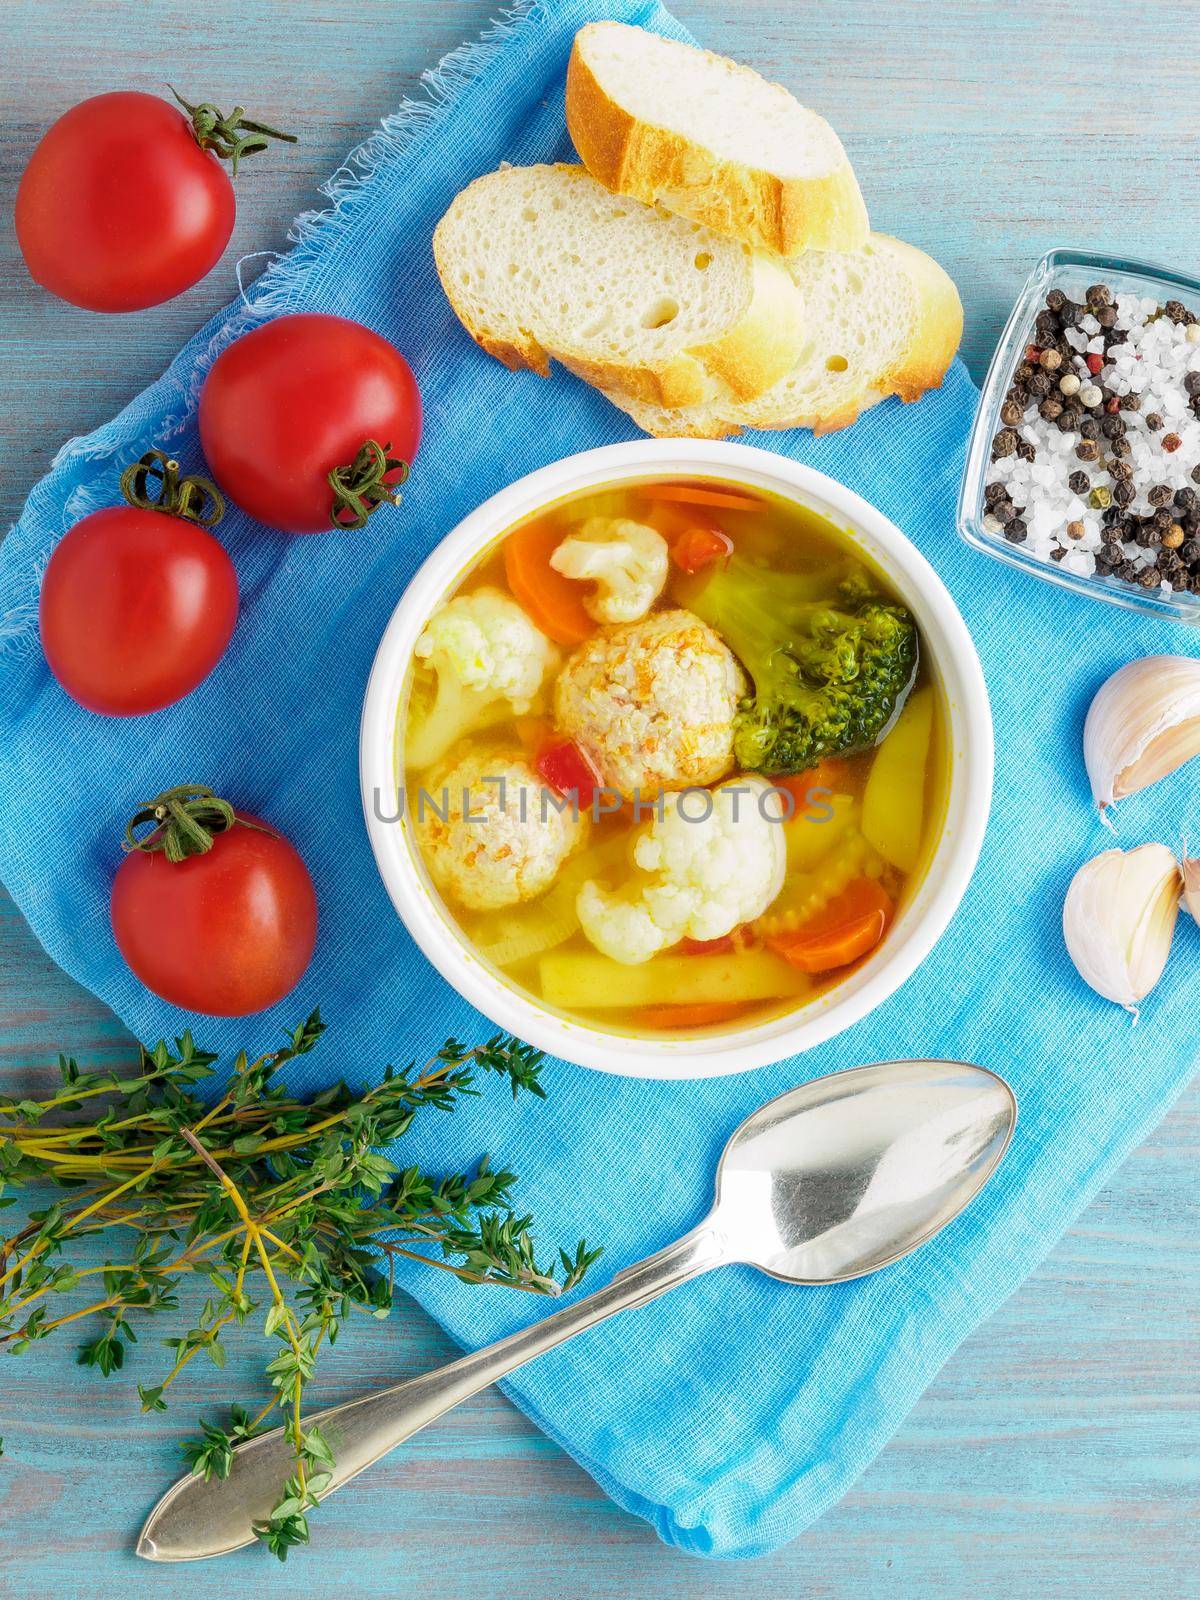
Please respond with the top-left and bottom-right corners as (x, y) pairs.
(1, 1), (1197, 1595)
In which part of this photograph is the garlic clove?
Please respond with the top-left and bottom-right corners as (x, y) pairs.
(1084, 655), (1200, 813)
(1181, 856), (1200, 923)
(1062, 842), (1181, 1011)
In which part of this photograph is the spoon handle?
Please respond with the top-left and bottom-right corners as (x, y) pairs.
(138, 1222), (728, 1562)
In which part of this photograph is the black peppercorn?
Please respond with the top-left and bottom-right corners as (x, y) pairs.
(1005, 518), (1028, 543)
(1113, 481), (1136, 506)
(1148, 483), (1173, 507)
(1086, 284), (1114, 309)
(991, 429), (1018, 457)
(1182, 539), (1200, 563)
(1015, 362), (1035, 382)
(984, 481), (1007, 505)
(1015, 439), (1036, 461)
(1184, 372), (1200, 397)
(1094, 557), (1114, 576)
(1110, 436), (1132, 458)
(1100, 415), (1125, 438)
(1000, 399), (1024, 426)
(1039, 398), (1064, 421)
(1154, 508), (1174, 533)
(1146, 412), (1165, 431)
(1095, 305), (1117, 328)
(1034, 311), (1059, 341)
(1058, 302), (1079, 327)
(1119, 391), (1142, 411)
(1056, 410), (1079, 433)
(1026, 371), (1051, 398)
(993, 501), (1014, 524)
(1078, 417), (1099, 440)
(1165, 299), (1189, 323)
(1175, 487), (1197, 511)
(1067, 469), (1090, 494)
(1075, 439), (1100, 461)
(1139, 567), (1161, 588)
(1046, 288), (1066, 312)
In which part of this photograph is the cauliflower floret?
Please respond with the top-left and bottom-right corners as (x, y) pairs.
(549, 516), (669, 624)
(408, 587), (558, 769)
(577, 777), (786, 963)
(417, 748), (588, 912)
(554, 609), (744, 800)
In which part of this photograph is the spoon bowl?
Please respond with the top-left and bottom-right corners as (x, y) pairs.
(715, 1060), (1015, 1283)
(139, 1057), (1016, 1563)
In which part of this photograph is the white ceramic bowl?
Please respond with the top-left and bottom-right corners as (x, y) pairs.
(360, 440), (992, 1079)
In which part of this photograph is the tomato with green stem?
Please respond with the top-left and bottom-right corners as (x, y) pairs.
(39, 450), (238, 716)
(199, 313), (422, 533)
(111, 786), (318, 1017)
(16, 89), (295, 313)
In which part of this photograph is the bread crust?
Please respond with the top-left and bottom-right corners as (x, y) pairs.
(872, 236), (964, 403)
(567, 31), (870, 257)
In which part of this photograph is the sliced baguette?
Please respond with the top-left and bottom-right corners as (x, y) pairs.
(602, 235), (963, 439)
(432, 163), (806, 409)
(567, 21), (869, 258)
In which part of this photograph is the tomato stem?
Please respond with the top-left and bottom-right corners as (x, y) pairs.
(327, 438), (409, 532)
(124, 784), (246, 863)
(169, 88), (298, 177)
(119, 449), (225, 528)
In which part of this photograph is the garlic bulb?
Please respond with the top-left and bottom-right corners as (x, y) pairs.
(1062, 843), (1182, 1011)
(1084, 655), (1200, 814)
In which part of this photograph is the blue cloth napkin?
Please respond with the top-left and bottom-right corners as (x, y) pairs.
(2, 0), (1197, 1560)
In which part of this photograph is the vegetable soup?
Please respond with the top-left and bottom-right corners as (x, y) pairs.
(399, 478), (949, 1036)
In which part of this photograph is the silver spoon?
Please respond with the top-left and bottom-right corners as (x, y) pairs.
(138, 1057), (1016, 1562)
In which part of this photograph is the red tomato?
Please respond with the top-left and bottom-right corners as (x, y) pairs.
(111, 801), (317, 1016)
(16, 92), (238, 312)
(39, 506), (238, 715)
(199, 314), (422, 533)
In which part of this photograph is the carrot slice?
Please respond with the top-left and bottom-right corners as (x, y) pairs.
(768, 879), (893, 974)
(641, 1001), (749, 1029)
(644, 483), (762, 512)
(504, 520), (596, 646)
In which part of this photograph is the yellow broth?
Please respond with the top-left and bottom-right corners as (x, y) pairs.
(398, 478), (950, 1037)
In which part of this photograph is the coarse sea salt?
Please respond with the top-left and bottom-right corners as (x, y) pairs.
(983, 284), (1200, 598)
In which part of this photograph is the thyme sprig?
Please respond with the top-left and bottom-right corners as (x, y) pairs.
(0, 1015), (598, 1559)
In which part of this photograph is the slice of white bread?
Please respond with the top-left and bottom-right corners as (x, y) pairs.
(432, 163), (807, 409)
(601, 235), (963, 439)
(567, 22), (869, 258)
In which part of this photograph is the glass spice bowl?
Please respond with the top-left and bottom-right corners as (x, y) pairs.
(958, 246), (1200, 624)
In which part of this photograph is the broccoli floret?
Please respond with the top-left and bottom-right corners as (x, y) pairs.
(687, 557), (918, 775)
